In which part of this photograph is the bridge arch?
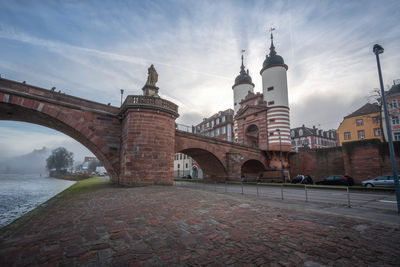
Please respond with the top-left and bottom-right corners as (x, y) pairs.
(241, 159), (266, 181)
(0, 91), (121, 182)
(176, 148), (228, 181)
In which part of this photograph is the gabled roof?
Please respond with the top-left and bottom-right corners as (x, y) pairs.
(291, 126), (337, 139)
(344, 103), (380, 119)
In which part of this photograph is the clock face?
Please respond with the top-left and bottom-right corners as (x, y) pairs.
(299, 129), (303, 136)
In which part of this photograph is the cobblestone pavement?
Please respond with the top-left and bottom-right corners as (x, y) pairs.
(1, 183), (399, 266)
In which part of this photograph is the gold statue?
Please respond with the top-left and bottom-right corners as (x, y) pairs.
(145, 64), (158, 87)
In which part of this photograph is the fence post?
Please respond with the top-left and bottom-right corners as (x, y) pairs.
(347, 187), (351, 208)
(305, 185), (308, 202)
(281, 184), (284, 200)
(241, 182), (244, 195)
(257, 183), (259, 197)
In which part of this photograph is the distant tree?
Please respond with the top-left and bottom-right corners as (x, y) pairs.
(46, 147), (73, 174)
(368, 87), (386, 141)
(88, 160), (101, 173)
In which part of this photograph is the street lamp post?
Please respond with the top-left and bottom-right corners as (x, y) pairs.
(276, 129), (284, 183)
(373, 44), (400, 214)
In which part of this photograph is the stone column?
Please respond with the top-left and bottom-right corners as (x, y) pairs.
(119, 96), (179, 186)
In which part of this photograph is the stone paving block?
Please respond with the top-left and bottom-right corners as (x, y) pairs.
(1, 186), (400, 266)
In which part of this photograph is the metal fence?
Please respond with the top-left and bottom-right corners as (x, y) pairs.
(174, 180), (397, 211)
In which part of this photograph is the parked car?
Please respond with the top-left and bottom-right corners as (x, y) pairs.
(361, 175), (399, 187)
(292, 175), (313, 184)
(315, 175), (354, 186)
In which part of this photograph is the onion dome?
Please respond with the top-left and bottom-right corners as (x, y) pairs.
(233, 55), (253, 87)
(262, 33), (287, 71)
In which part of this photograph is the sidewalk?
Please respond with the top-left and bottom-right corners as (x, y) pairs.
(1, 178), (399, 266)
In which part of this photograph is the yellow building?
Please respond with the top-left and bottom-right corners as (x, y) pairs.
(337, 103), (383, 146)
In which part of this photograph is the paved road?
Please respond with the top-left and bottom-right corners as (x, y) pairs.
(175, 181), (398, 211)
(1, 179), (399, 266)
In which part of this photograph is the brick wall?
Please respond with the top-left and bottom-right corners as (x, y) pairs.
(289, 147), (344, 181)
(289, 139), (400, 184)
(342, 139), (400, 183)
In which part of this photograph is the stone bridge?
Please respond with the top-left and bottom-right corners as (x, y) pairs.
(0, 78), (279, 186)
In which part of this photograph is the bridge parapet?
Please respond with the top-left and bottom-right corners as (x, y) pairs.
(0, 78), (119, 115)
(120, 95), (179, 118)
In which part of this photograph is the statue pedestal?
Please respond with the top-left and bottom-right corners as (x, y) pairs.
(142, 85), (159, 97)
(119, 95), (179, 186)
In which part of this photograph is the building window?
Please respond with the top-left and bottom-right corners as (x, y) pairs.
(206, 122), (209, 128)
(269, 119), (275, 123)
(210, 130), (214, 137)
(179, 154), (182, 160)
(389, 99), (398, 109)
(358, 130), (365, 139)
(344, 132), (351, 140)
(392, 115), (400, 125)
(211, 120), (214, 127)
(373, 116), (380, 124)
(222, 116), (226, 123)
(374, 128), (381, 136)
(356, 119), (363, 126)
(185, 163), (188, 168)
(394, 132), (400, 141)
(221, 126), (226, 134)
(216, 118), (220, 125)
(216, 128), (220, 136)
(268, 101), (275, 106)
(177, 164), (180, 169)
(267, 86), (274, 91)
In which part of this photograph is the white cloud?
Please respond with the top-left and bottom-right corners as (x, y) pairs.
(0, 0), (399, 156)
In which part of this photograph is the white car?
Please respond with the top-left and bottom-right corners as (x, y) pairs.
(361, 175), (399, 187)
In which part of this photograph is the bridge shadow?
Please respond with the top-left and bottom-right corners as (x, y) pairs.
(177, 148), (228, 182)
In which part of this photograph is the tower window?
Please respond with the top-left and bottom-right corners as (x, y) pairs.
(268, 101), (275, 106)
(267, 86), (274, 91)
(269, 119), (275, 123)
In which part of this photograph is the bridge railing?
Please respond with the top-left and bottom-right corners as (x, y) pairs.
(121, 95), (179, 117)
(175, 123), (194, 133)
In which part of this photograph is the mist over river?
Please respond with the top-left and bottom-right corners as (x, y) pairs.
(0, 174), (75, 228)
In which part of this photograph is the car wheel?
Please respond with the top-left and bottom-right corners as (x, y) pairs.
(366, 183), (374, 188)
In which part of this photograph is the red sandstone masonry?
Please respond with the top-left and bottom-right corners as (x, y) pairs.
(1, 77), (284, 186)
(289, 139), (400, 184)
(0, 81), (121, 183)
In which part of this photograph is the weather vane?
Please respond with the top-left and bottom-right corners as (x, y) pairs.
(269, 27), (275, 38)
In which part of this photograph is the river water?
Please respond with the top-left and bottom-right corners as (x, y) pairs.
(0, 173), (75, 229)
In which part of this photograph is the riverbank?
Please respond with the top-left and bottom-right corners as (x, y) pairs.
(50, 173), (92, 181)
(0, 177), (106, 233)
(0, 173), (76, 229)
(1, 177), (399, 266)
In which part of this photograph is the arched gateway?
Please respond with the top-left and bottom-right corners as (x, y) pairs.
(1, 74), (275, 186)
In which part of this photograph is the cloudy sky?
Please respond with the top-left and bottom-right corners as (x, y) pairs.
(0, 0), (399, 160)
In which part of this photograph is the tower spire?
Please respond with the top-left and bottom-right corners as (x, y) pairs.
(240, 49), (246, 73)
(269, 27), (276, 56)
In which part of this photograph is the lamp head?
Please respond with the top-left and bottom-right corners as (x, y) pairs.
(373, 44), (384, 55)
